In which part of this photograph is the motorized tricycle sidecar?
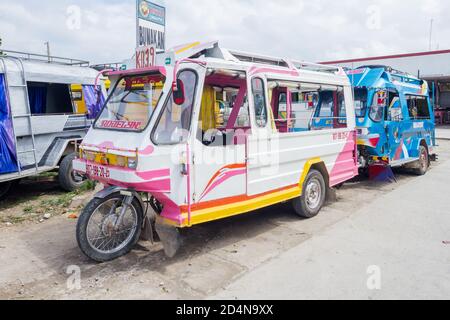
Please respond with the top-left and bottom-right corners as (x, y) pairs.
(74, 41), (359, 262)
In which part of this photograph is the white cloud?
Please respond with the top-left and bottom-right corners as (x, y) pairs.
(0, 0), (449, 64)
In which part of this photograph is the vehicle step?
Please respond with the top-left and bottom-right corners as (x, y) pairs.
(13, 114), (32, 118)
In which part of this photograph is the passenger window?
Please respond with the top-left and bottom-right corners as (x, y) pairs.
(353, 89), (368, 118)
(269, 82), (320, 133)
(251, 78), (268, 128)
(312, 86), (347, 130)
(28, 82), (74, 115)
(216, 88), (250, 129)
(369, 90), (386, 122)
(406, 95), (430, 120)
(386, 90), (402, 121)
(337, 92), (347, 126)
(197, 70), (250, 147)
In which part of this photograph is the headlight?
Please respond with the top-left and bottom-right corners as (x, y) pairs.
(79, 150), (95, 161)
(128, 158), (138, 169)
(116, 156), (127, 167)
(86, 152), (95, 162)
(100, 155), (109, 165)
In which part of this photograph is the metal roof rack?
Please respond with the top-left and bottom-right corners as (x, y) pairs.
(227, 49), (341, 74)
(228, 49), (289, 67)
(358, 64), (422, 83)
(290, 60), (341, 74)
(91, 62), (123, 72)
(0, 49), (90, 66)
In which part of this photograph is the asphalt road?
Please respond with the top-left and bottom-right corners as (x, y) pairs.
(0, 140), (449, 300)
(215, 141), (450, 300)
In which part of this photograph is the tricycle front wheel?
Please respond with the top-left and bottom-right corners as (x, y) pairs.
(76, 193), (143, 262)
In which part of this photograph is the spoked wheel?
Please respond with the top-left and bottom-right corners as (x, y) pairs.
(293, 169), (326, 219)
(414, 145), (429, 176)
(76, 193), (143, 262)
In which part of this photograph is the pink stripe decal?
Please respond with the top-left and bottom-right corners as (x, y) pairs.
(96, 177), (171, 193)
(394, 139), (404, 161)
(98, 141), (115, 149)
(139, 145), (155, 156)
(135, 168), (170, 180)
(329, 131), (358, 186)
(154, 192), (184, 225)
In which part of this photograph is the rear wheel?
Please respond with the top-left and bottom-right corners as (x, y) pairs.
(293, 169), (327, 219)
(0, 179), (20, 201)
(0, 181), (13, 201)
(414, 145), (429, 176)
(76, 193), (143, 262)
(59, 152), (86, 192)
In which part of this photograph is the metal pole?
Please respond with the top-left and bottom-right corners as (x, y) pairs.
(429, 19), (434, 51)
(44, 41), (51, 62)
(136, 0), (139, 48)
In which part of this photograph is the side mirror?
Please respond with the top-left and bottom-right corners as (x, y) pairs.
(173, 79), (185, 105)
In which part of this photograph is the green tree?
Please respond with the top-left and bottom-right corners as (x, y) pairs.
(0, 37), (3, 55)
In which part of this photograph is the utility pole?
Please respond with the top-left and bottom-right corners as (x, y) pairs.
(429, 19), (434, 51)
(44, 41), (51, 62)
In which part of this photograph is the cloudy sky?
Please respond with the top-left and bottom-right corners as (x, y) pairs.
(0, 0), (449, 65)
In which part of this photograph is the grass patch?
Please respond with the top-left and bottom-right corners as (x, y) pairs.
(23, 205), (34, 213)
(2, 180), (98, 225)
(3, 215), (28, 224)
(39, 181), (97, 213)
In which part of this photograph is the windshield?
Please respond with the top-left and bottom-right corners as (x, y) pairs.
(353, 88), (368, 118)
(152, 69), (198, 145)
(95, 73), (165, 131)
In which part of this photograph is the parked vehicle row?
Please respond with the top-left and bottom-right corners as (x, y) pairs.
(71, 42), (436, 262)
(0, 43), (437, 263)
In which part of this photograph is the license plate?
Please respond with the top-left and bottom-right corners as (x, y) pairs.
(86, 164), (111, 179)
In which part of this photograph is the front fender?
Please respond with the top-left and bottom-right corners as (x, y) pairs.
(94, 186), (145, 213)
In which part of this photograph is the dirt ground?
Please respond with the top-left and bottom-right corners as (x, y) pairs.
(0, 174), (96, 226)
(0, 141), (449, 300)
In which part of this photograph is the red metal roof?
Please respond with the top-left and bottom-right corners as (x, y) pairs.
(320, 49), (450, 65)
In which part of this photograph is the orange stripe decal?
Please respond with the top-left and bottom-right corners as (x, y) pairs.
(199, 163), (247, 201)
(181, 183), (298, 214)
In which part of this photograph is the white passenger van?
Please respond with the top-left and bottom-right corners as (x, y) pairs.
(0, 50), (106, 199)
(73, 42), (358, 261)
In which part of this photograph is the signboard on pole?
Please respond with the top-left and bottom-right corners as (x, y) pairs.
(135, 45), (156, 69)
(136, 0), (166, 52)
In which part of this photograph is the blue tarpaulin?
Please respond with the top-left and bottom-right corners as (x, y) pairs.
(28, 85), (47, 114)
(83, 85), (105, 119)
(0, 74), (18, 174)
